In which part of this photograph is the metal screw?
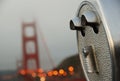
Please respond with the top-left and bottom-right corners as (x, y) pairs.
(83, 47), (90, 57)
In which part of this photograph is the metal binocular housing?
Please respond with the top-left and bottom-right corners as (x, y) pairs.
(70, 0), (120, 81)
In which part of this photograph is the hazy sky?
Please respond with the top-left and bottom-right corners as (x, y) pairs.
(0, 0), (80, 70)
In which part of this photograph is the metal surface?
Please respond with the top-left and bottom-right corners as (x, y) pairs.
(70, 0), (120, 81)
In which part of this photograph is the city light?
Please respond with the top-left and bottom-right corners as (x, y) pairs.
(19, 70), (26, 75)
(68, 66), (74, 72)
(59, 69), (65, 75)
(47, 71), (53, 76)
(40, 77), (46, 81)
(53, 70), (58, 76)
(37, 68), (43, 73)
(32, 72), (36, 77)
(68, 66), (74, 75)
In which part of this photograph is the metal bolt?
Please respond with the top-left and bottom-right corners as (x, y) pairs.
(70, 17), (85, 36)
(81, 11), (99, 34)
(70, 17), (82, 30)
(82, 47), (90, 57)
(81, 11), (99, 25)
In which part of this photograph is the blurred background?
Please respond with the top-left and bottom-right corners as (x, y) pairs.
(0, 0), (85, 81)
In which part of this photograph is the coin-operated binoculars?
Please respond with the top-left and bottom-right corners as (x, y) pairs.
(69, 0), (120, 81)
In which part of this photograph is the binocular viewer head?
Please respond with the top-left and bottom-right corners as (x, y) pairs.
(69, 0), (120, 81)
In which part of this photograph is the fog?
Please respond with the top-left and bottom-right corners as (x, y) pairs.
(0, 0), (80, 70)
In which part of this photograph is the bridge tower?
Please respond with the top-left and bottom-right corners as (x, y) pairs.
(22, 22), (40, 71)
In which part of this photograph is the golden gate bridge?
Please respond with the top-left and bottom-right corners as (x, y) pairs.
(0, 21), (86, 81)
